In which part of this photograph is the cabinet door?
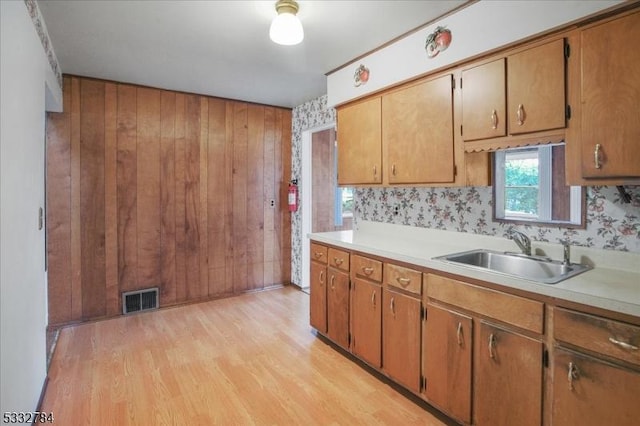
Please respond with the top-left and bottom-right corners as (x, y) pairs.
(580, 11), (640, 178)
(336, 97), (382, 185)
(474, 321), (543, 426)
(423, 304), (472, 424)
(310, 261), (327, 333)
(383, 75), (454, 184)
(507, 38), (566, 134)
(351, 278), (382, 368)
(461, 59), (506, 141)
(552, 347), (640, 426)
(327, 268), (350, 348)
(382, 289), (421, 393)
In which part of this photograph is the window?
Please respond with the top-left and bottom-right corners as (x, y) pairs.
(494, 145), (584, 227)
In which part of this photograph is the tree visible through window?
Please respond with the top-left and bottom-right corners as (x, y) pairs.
(504, 149), (539, 217)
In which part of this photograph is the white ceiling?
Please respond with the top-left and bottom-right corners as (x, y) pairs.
(37, 0), (468, 108)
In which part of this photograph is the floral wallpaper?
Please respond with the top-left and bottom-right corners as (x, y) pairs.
(291, 96), (640, 285)
(24, 0), (62, 88)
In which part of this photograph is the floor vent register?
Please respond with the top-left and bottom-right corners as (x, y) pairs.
(122, 288), (159, 314)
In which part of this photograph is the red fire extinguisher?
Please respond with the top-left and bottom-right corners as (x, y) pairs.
(288, 179), (298, 212)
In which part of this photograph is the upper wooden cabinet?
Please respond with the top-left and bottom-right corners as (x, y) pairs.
(337, 97), (382, 185)
(507, 38), (566, 134)
(579, 11), (640, 178)
(462, 38), (567, 143)
(461, 59), (507, 141)
(382, 74), (455, 184)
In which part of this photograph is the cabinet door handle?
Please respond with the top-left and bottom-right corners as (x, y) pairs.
(456, 322), (463, 346)
(568, 362), (579, 391)
(392, 164), (397, 176)
(333, 257), (344, 266)
(491, 109), (498, 130)
(373, 165), (377, 177)
(609, 337), (639, 351)
(371, 290), (376, 307)
(396, 277), (411, 287)
(390, 296), (395, 315)
(488, 333), (496, 359)
(362, 266), (374, 276)
(330, 275), (335, 290)
(516, 104), (525, 125)
(594, 144), (602, 169)
(319, 270), (324, 284)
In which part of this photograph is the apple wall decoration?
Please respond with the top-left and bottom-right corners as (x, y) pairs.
(354, 64), (370, 87)
(425, 26), (452, 58)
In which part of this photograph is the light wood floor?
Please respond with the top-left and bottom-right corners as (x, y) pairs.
(42, 286), (451, 425)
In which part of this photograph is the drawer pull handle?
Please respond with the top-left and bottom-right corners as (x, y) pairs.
(362, 267), (374, 275)
(491, 109), (498, 130)
(390, 296), (395, 315)
(330, 275), (335, 290)
(594, 144), (602, 169)
(333, 257), (344, 266)
(456, 322), (463, 346)
(568, 362), (579, 391)
(319, 270), (324, 284)
(371, 290), (376, 307)
(516, 104), (525, 126)
(396, 277), (411, 287)
(488, 333), (496, 359)
(314, 252), (324, 259)
(609, 337), (638, 351)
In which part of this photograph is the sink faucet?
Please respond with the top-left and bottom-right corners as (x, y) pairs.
(562, 241), (571, 266)
(509, 230), (531, 256)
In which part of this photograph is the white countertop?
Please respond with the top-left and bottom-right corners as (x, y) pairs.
(309, 221), (640, 318)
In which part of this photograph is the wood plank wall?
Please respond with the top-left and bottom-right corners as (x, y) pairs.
(46, 76), (292, 325)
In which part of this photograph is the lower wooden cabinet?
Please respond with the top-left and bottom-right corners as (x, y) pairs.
(350, 278), (382, 368)
(423, 303), (472, 424)
(327, 267), (350, 349)
(309, 261), (327, 333)
(552, 347), (640, 426)
(382, 287), (421, 393)
(474, 321), (543, 426)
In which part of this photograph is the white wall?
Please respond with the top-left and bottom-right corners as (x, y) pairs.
(1, 0), (62, 417)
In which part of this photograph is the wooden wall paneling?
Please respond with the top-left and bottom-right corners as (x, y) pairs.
(199, 98), (209, 298)
(232, 102), (249, 292)
(262, 107), (276, 286)
(224, 103), (235, 294)
(70, 77), (82, 320)
(104, 83), (119, 317)
(46, 76), (72, 324)
(136, 88), (162, 291)
(174, 94), (187, 303)
(207, 98), (229, 296)
(116, 84), (138, 293)
(272, 109), (284, 284)
(281, 110), (292, 284)
(247, 105), (265, 290)
(184, 95), (201, 299)
(160, 91), (177, 305)
(79, 78), (106, 319)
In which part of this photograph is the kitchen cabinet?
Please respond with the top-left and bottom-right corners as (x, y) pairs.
(551, 306), (640, 425)
(382, 74), (455, 184)
(382, 263), (422, 393)
(309, 243), (328, 333)
(474, 321), (543, 426)
(578, 10), (640, 178)
(326, 248), (350, 349)
(422, 303), (472, 424)
(461, 38), (566, 142)
(350, 255), (383, 367)
(336, 97), (382, 185)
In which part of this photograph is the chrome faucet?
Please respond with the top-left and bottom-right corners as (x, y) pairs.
(562, 241), (571, 266)
(509, 230), (531, 256)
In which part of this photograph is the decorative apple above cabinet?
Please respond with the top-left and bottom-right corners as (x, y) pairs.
(425, 26), (452, 58)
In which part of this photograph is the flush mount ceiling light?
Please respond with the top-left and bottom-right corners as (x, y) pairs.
(269, 0), (304, 45)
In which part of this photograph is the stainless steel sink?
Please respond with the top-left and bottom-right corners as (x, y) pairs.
(434, 249), (591, 284)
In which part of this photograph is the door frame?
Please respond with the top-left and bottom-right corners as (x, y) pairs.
(301, 122), (336, 288)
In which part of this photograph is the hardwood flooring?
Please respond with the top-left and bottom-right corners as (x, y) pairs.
(42, 286), (450, 425)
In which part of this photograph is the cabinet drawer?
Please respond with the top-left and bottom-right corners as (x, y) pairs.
(425, 274), (544, 334)
(385, 263), (421, 295)
(352, 255), (382, 282)
(554, 307), (640, 366)
(310, 243), (327, 264)
(328, 248), (350, 272)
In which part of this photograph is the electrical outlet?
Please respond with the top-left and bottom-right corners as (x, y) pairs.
(393, 205), (400, 216)
(270, 199), (275, 208)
